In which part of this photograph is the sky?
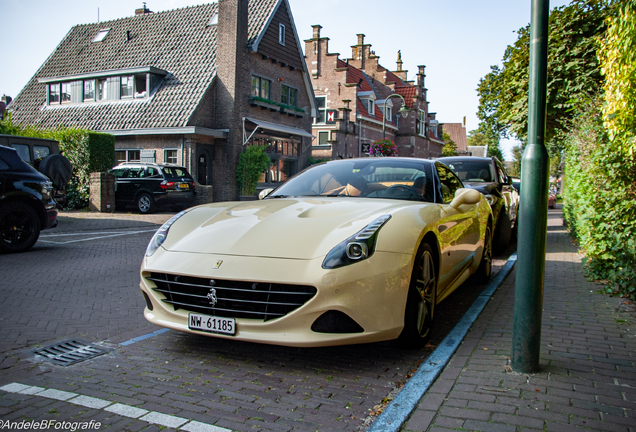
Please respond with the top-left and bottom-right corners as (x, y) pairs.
(0, 0), (571, 160)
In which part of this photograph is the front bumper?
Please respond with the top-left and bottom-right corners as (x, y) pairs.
(141, 248), (413, 347)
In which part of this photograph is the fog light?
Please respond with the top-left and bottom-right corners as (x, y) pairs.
(346, 242), (368, 260)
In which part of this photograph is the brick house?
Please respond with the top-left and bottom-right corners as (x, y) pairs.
(440, 119), (470, 155)
(8, 0), (315, 201)
(304, 27), (443, 160)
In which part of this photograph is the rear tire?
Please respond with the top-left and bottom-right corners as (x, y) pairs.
(136, 193), (154, 214)
(0, 202), (41, 253)
(398, 243), (437, 348)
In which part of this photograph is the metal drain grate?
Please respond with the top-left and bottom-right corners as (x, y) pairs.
(34, 340), (110, 366)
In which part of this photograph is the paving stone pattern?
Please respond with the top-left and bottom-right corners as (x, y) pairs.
(402, 209), (636, 432)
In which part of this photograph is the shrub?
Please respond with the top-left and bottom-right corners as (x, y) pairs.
(236, 145), (270, 196)
(369, 138), (398, 157)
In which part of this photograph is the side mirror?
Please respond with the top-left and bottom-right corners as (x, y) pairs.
(258, 188), (274, 200)
(450, 188), (481, 209)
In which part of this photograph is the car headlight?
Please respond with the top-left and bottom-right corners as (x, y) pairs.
(322, 215), (391, 269)
(484, 194), (495, 206)
(145, 210), (187, 257)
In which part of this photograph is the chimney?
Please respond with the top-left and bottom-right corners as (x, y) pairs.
(135, 2), (153, 15)
(417, 65), (426, 88)
(350, 34), (367, 70)
(216, 0), (249, 200)
(396, 50), (403, 71)
(313, 25), (322, 39)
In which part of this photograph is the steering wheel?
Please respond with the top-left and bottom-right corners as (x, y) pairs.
(385, 184), (420, 199)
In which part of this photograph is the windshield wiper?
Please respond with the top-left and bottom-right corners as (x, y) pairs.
(267, 195), (292, 199)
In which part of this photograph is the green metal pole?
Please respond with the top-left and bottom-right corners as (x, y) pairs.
(511, 0), (550, 373)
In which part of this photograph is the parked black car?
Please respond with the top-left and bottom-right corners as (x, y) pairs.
(0, 134), (72, 207)
(109, 163), (196, 213)
(0, 146), (58, 253)
(436, 156), (519, 252)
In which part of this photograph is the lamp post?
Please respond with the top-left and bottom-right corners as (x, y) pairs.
(382, 94), (410, 139)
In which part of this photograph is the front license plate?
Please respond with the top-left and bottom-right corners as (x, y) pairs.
(188, 313), (235, 335)
(178, 183), (189, 189)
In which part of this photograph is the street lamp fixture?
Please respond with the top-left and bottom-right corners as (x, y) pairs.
(382, 93), (410, 138)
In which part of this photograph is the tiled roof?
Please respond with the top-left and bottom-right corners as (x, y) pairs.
(346, 65), (373, 92)
(394, 86), (418, 108)
(10, 0), (279, 131)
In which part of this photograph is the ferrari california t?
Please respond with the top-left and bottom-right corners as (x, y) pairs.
(140, 157), (493, 347)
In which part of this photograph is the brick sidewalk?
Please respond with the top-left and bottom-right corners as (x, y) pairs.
(402, 209), (636, 431)
(53, 210), (173, 233)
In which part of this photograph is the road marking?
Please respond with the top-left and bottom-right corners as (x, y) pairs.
(119, 328), (171, 346)
(38, 229), (157, 245)
(368, 253), (518, 432)
(0, 383), (231, 432)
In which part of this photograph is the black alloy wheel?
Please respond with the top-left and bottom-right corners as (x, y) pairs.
(398, 243), (437, 347)
(0, 202), (41, 253)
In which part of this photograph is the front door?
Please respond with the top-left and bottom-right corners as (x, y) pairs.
(198, 154), (207, 185)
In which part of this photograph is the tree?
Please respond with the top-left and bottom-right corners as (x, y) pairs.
(509, 145), (523, 178)
(467, 127), (503, 161)
(475, 0), (617, 154)
(442, 133), (458, 156)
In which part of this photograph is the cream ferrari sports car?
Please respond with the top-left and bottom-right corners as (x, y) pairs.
(140, 158), (493, 347)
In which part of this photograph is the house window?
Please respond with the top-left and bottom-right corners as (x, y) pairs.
(61, 83), (71, 103)
(208, 13), (218, 26)
(84, 80), (95, 101)
(417, 110), (426, 136)
(384, 105), (392, 121)
(49, 84), (60, 104)
(115, 149), (140, 164)
(134, 74), (147, 98)
(279, 24), (286, 46)
(318, 131), (329, 145)
(92, 29), (110, 42)
(251, 75), (271, 99)
(430, 124), (438, 138)
(366, 99), (374, 115)
(121, 76), (134, 98)
(97, 78), (108, 101)
(281, 85), (297, 107)
(165, 149), (178, 164)
(315, 96), (326, 123)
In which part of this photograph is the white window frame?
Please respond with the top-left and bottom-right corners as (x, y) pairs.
(279, 24), (286, 46)
(417, 110), (426, 136)
(164, 149), (178, 165)
(92, 28), (110, 43)
(315, 96), (327, 124)
(317, 131), (330, 146)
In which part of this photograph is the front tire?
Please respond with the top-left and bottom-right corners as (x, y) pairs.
(0, 202), (41, 253)
(398, 243), (437, 347)
(136, 193), (154, 214)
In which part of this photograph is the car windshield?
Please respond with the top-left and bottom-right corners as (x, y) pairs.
(444, 160), (495, 183)
(268, 159), (434, 202)
(162, 167), (192, 180)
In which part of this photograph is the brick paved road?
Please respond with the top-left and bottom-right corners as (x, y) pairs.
(0, 210), (513, 431)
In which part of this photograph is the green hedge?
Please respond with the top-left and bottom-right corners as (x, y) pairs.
(563, 97), (636, 299)
(0, 116), (115, 209)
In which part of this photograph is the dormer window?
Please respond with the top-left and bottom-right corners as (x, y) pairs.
(279, 24), (286, 46)
(376, 99), (393, 122)
(40, 67), (166, 106)
(92, 29), (110, 43)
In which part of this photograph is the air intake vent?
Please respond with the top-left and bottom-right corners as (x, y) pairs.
(34, 340), (110, 366)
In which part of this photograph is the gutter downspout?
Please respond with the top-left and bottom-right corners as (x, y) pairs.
(181, 135), (185, 167)
(357, 115), (362, 157)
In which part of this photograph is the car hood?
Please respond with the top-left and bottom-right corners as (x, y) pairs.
(162, 198), (411, 259)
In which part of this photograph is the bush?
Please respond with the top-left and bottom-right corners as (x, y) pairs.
(369, 138), (398, 157)
(236, 145), (270, 196)
(563, 96), (636, 299)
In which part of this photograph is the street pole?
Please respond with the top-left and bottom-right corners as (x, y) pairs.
(511, 0), (550, 373)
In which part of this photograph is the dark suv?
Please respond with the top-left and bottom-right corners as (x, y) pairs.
(437, 156), (519, 253)
(109, 163), (196, 213)
(0, 146), (58, 253)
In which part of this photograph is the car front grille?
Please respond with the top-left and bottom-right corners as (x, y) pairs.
(147, 272), (317, 321)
